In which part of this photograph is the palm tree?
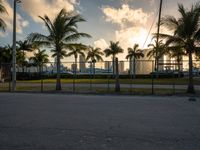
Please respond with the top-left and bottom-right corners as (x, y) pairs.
(0, 0), (7, 31)
(66, 44), (87, 74)
(86, 47), (104, 74)
(0, 45), (12, 81)
(16, 40), (35, 73)
(160, 3), (200, 93)
(0, 45), (12, 64)
(29, 49), (49, 73)
(167, 45), (186, 77)
(147, 40), (166, 71)
(28, 9), (91, 90)
(16, 50), (26, 71)
(126, 44), (144, 78)
(104, 41), (123, 75)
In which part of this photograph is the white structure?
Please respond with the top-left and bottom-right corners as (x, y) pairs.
(129, 49), (154, 75)
(104, 61), (112, 70)
(119, 61), (124, 74)
(79, 55), (86, 72)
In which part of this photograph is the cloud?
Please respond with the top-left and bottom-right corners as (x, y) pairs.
(122, 0), (155, 5)
(102, 4), (150, 28)
(21, 0), (79, 22)
(94, 39), (108, 50)
(0, 0), (29, 36)
(101, 3), (153, 53)
(116, 27), (152, 50)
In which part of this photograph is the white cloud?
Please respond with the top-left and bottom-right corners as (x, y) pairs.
(21, 0), (79, 22)
(115, 27), (152, 51)
(102, 4), (150, 28)
(0, 0), (29, 36)
(101, 3), (153, 55)
(122, 0), (155, 5)
(94, 39), (108, 50)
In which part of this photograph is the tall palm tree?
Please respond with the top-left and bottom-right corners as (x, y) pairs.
(0, 0), (7, 31)
(160, 3), (200, 93)
(104, 41), (123, 75)
(28, 9), (91, 90)
(17, 40), (35, 73)
(126, 44), (144, 78)
(29, 49), (49, 73)
(147, 40), (166, 71)
(86, 47), (103, 74)
(66, 44), (87, 74)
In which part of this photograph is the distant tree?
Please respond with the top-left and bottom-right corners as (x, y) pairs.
(86, 47), (103, 74)
(160, 3), (200, 93)
(16, 40), (35, 73)
(147, 40), (166, 71)
(66, 44), (87, 74)
(28, 9), (91, 90)
(167, 45), (186, 77)
(29, 49), (49, 73)
(0, 45), (12, 80)
(126, 44), (144, 78)
(104, 41), (123, 75)
(0, 45), (12, 64)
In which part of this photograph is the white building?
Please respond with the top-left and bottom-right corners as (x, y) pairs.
(79, 55), (86, 72)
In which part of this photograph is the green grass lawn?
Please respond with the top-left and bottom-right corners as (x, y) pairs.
(1, 77), (199, 95)
(17, 78), (200, 85)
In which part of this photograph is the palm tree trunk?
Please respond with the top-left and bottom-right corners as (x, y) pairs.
(22, 50), (25, 74)
(115, 58), (120, 92)
(39, 65), (42, 77)
(112, 55), (115, 77)
(56, 53), (61, 91)
(187, 51), (195, 94)
(154, 58), (157, 71)
(75, 57), (77, 76)
(156, 58), (159, 71)
(93, 62), (95, 76)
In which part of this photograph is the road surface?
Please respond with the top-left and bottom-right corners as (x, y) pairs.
(0, 93), (200, 149)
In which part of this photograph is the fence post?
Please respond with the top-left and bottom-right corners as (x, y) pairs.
(9, 64), (11, 92)
(107, 61), (110, 93)
(73, 62), (75, 93)
(115, 58), (120, 92)
(89, 61), (92, 92)
(151, 60), (154, 95)
(129, 60), (133, 94)
(172, 70), (175, 95)
(40, 64), (44, 93)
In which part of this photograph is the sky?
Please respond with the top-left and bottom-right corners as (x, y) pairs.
(0, 0), (199, 61)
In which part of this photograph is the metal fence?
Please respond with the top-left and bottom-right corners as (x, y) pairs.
(0, 60), (200, 95)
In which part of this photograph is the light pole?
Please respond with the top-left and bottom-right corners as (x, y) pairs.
(155, 0), (163, 71)
(12, 0), (21, 92)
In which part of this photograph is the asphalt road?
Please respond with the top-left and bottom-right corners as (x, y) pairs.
(0, 93), (200, 150)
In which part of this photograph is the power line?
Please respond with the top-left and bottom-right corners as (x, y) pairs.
(142, 10), (159, 49)
(142, 0), (164, 49)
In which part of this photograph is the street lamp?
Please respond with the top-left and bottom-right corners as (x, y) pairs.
(12, 0), (21, 92)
